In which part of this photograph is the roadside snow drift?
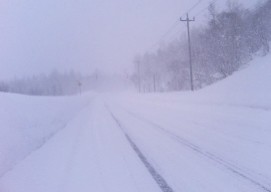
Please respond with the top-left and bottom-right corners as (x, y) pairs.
(0, 93), (92, 178)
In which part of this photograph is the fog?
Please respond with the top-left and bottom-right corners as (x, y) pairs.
(0, 0), (262, 80)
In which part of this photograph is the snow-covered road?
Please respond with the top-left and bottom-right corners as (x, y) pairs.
(1, 54), (271, 191)
(0, 98), (163, 192)
(107, 96), (271, 192)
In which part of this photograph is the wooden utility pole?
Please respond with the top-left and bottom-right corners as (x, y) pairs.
(181, 13), (195, 91)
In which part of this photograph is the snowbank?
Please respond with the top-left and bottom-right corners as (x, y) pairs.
(0, 92), (93, 177)
(120, 53), (271, 110)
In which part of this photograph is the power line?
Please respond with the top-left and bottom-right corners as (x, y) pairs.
(145, 0), (203, 53)
(194, 0), (219, 17)
(186, 0), (203, 15)
(147, 20), (179, 52)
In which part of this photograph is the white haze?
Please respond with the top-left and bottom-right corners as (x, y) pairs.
(0, 0), (262, 80)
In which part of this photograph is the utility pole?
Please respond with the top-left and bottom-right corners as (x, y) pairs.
(181, 13), (195, 91)
(137, 62), (141, 93)
(77, 80), (82, 95)
(153, 74), (156, 92)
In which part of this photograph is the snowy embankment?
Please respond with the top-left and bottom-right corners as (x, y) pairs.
(119, 53), (271, 109)
(0, 92), (93, 178)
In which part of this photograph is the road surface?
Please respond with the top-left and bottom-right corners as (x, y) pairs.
(1, 95), (271, 192)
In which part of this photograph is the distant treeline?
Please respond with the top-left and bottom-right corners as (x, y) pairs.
(0, 70), (97, 96)
(133, 0), (271, 92)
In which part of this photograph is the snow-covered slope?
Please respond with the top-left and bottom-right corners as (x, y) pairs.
(124, 53), (271, 109)
(199, 54), (271, 108)
(0, 92), (93, 178)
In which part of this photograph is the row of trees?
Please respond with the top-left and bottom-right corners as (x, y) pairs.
(133, 0), (271, 92)
(0, 70), (98, 96)
(0, 70), (133, 95)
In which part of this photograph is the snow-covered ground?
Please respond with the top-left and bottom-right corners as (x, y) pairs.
(0, 93), (93, 178)
(0, 54), (271, 192)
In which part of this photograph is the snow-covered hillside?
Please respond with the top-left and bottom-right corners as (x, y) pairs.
(0, 54), (270, 192)
(126, 53), (271, 109)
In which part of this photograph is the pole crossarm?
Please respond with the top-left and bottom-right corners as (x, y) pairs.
(180, 15), (195, 22)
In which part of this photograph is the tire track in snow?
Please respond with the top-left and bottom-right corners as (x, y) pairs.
(107, 107), (175, 192)
(123, 109), (271, 192)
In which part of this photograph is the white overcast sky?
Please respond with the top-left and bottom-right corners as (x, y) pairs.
(0, 0), (263, 79)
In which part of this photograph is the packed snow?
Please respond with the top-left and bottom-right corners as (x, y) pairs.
(0, 54), (271, 192)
